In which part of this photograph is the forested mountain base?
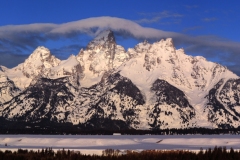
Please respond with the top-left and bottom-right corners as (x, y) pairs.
(0, 147), (240, 160)
(0, 118), (240, 135)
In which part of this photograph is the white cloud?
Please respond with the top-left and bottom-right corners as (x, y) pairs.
(0, 16), (240, 75)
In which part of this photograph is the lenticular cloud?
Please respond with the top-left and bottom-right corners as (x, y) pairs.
(0, 16), (240, 75)
(0, 16), (239, 52)
(0, 16), (177, 42)
(48, 17), (178, 39)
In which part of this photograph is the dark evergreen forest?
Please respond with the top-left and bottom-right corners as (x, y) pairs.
(0, 147), (240, 160)
(0, 117), (240, 135)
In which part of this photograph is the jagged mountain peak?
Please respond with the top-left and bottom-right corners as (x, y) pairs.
(29, 46), (52, 60)
(86, 29), (116, 50)
(76, 30), (129, 87)
(24, 46), (60, 67)
(133, 38), (176, 55)
(16, 46), (61, 79)
(133, 40), (151, 54)
(152, 38), (175, 51)
(164, 38), (174, 46)
(94, 29), (114, 41)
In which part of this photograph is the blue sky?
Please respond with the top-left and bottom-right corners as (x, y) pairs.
(0, 0), (240, 75)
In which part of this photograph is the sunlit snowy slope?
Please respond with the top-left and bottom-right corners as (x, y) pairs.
(1, 30), (240, 129)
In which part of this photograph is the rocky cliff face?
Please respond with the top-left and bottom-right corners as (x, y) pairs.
(0, 73), (20, 106)
(76, 30), (129, 87)
(1, 30), (240, 129)
(204, 78), (240, 128)
(148, 79), (196, 129)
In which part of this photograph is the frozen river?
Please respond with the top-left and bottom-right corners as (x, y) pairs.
(1, 135), (240, 154)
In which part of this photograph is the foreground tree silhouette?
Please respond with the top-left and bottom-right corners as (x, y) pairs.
(1, 147), (240, 160)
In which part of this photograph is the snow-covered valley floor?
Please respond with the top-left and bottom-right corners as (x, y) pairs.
(0, 135), (240, 155)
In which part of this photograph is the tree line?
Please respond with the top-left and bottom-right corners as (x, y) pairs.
(1, 117), (240, 135)
(0, 127), (240, 135)
(0, 146), (240, 160)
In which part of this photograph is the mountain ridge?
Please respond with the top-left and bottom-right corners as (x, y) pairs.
(0, 30), (239, 130)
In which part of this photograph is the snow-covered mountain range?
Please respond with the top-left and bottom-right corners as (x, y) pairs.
(1, 30), (240, 130)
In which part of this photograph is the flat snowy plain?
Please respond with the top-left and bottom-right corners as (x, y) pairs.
(1, 135), (240, 155)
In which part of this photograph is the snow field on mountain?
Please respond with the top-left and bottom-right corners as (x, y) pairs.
(1, 135), (240, 155)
